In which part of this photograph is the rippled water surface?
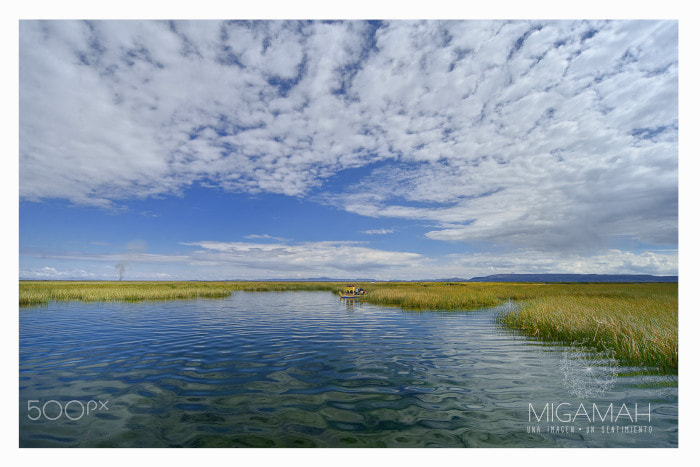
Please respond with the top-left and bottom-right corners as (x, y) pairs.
(19, 292), (677, 447)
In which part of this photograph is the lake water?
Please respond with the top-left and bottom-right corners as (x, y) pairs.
(19, 291), (678, 447)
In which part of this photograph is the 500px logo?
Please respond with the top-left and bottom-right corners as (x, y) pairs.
(27, 399), (109, 421)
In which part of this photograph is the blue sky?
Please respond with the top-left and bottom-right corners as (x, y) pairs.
(18, 19), (679, 280)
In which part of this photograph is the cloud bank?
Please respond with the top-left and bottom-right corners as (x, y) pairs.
(19, 20), (678, 276)
(19, 240), (677, 281)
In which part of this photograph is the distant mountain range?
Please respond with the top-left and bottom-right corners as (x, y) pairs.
(259, 274), (678, 283)
(464, 274), (678, 283)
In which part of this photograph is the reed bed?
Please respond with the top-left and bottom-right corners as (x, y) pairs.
(357, 282), (542, 309)
(19, 281), (342, 306)
(355, 282), (677, 373)
(498, 293), (678, 373)
(358, 281), (676, 310)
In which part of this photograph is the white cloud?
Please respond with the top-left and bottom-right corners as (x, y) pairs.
(437, 249), (678, 277)
(180, 240), (423, 277)
(19, 20), (677, 257)
(20, 20), (401, 205)
(243, 234), (288, 241)
(362, 228), (394, 235)
(326, 20), (677, 252)
(20, 240), (424, 280)
(19, 242), (677, 281)
(20, 267), (96, 279)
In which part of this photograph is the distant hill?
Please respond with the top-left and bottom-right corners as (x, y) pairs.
(258, 277), (379, 282)
(466, 274), (678, 283)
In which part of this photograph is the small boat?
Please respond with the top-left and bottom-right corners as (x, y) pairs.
(339, 284), (366, 299)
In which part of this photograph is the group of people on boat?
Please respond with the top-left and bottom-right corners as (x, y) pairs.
(342, 285), (366, 297)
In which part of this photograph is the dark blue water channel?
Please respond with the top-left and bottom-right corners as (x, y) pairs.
(19, 291), (677, 447)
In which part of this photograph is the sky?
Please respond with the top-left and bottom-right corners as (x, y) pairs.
(18, 19), (679, 280)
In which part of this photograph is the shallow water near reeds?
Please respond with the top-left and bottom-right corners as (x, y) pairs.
(19, 291), (677, 447)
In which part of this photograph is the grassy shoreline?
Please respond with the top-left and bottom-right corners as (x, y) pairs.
(354, 281), (677, 373)
(19, 280), (677, 373)
(18, 280), (343, 306)
(498, 294), (677, 373)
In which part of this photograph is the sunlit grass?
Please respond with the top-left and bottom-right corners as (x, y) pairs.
(354, 281), (678, 373)
(497, 293), (677, 373)
(18, 281), (343, 306)
(356, 282), (543, 310)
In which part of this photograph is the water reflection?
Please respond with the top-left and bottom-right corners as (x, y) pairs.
(19, 292), (677, 447)
(341, 297), (362, 311)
